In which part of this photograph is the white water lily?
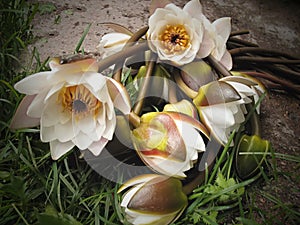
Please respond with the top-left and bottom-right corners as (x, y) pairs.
(193, 77), (264, 146)
(118, 174), (187, 225)
(10, 57), (131, 160)
(131, 111), (209, 178)
(97, 32), (131, 59)
(147, 0), (214, 65)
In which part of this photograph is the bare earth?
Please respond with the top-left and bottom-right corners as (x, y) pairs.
(25, 0), (300, 223)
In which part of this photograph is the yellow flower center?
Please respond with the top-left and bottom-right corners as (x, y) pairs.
(59, 85), (101, 119)
(159, 24), (190, 54)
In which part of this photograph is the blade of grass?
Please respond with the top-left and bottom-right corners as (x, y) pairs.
(74, 23), (91, 53)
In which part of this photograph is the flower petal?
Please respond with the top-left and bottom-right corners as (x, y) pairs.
(14, 71), (53, 95)
(10, 95), (40, 130)
(183, 0), (203, 20)
(106, 78), (131, 114)
(87, 137), (109, 156)
(213, 17), (231, 42)
(50, 140), (74, 160)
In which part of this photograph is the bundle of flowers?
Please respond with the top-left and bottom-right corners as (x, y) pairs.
(10, 0), (300, 224)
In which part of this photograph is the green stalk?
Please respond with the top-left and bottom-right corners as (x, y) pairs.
(207, 54), (232, 77)
(97, 42), (149, 73)
(132, 54), (157, 115)
(113, 26), (149, 82)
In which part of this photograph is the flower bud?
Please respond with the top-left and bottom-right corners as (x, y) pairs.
(131, 112), (208, 178)
(235, 134), (270, 180)
(118, 174), (187, 225)
(193, 77), (264, 146)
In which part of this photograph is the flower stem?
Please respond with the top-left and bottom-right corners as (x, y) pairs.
(207, 54), (232, 77)
(242, 71), (300, 94)
(133, 54), (157, 115)
(97, 42), (149, 73)
(234, 56), (300, 65)
(129, 111), (141, 128)
(228, 37), (259, 47)
(229, 47), (299, 59)
(113, 26), (149, 82)
(230, 30), (250, 37)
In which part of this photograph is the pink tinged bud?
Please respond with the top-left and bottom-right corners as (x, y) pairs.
(132, 112), (208, 177)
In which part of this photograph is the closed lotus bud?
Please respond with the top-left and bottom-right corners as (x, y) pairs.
(235, 134), (270, 180)
(193, 77), (264, 146)
(118, 174), (187, 225)
(131, 111), (209, 178)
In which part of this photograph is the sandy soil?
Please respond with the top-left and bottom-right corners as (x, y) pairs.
(25, 0), (300, 223)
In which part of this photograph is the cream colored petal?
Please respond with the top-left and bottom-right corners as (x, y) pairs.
(183, 0), (203, 20)
(201, 104), (235, 128)
(87, 137), (109, 156)
(106, 78), (131, 114)
(105, 100), (115, 121)
(40, 125), (56, 142)
(143, 157), (187, 178)
(226, 81), (256, 97)
(97, 103), (106, 125)
(14, 71), (53, 95)
(102, 114), (116, 140)
(44, 82), (64, 102)
(121, 184), (143, 207)
(148, 8), (169, 31)
(27, 91), (48, 118)
(10, 95), (40, 130)
(76, 115), (97, 135)
(50, 140), (74, 160)
(211, 126), (229, 146)
(118, 174), (160, 193)
(55, 121), (78, 142)
(40, 95), (63, 127)
(81, 72), (107, 93)
(220, 50), (233, 70)
(72, 131), (94, 150)
(176, 120), (205, 151)
(213, 17), (231, 42)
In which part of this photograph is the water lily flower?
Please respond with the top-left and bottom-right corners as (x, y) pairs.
(131, 111), (209, 178)
(147, 0), (214, 65)
(97, 32), (131, 59)
(193, 77), (264, 146)
(118, 174), (187, 225)
(10, 57), (131, 160)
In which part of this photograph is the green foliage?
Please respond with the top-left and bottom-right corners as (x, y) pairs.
(0, 0), (38, 80)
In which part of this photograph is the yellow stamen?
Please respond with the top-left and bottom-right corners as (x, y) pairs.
(159, 24), (190, 54)
(59, 85), (101, 119)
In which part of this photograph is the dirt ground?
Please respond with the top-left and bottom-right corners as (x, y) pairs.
(25, 0), (300, 223)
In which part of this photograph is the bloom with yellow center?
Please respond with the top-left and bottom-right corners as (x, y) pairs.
(147, 0), (214, 66)
(11, 57), (131, 160)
